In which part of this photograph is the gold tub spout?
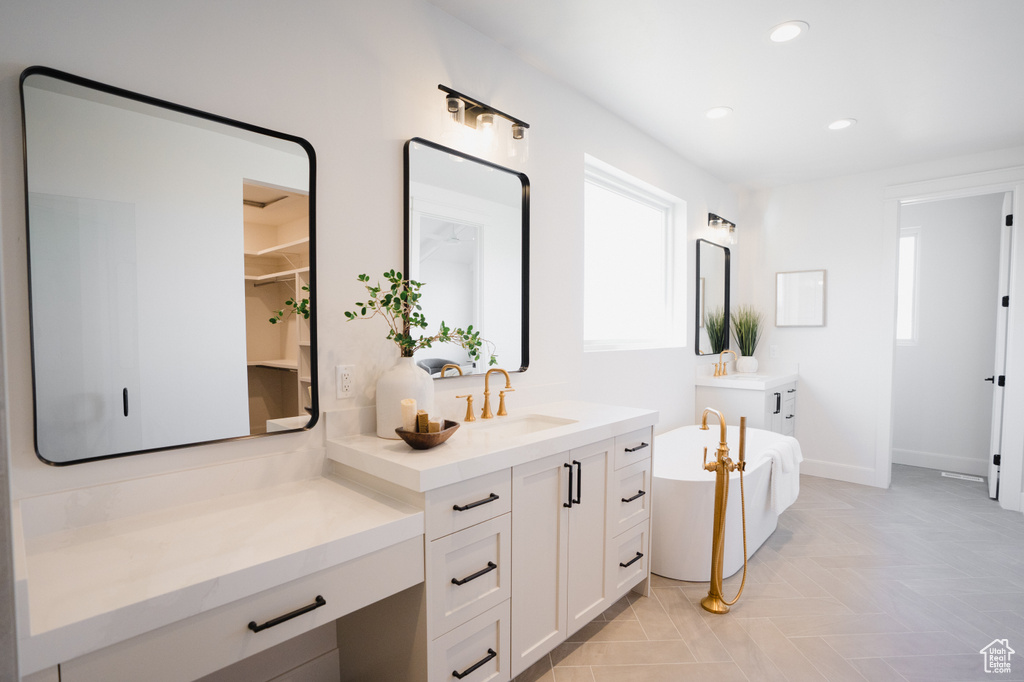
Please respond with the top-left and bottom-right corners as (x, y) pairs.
(481, 368), (511, 419)
(699, 411), (748, 615)
(717, 349), (737, 376)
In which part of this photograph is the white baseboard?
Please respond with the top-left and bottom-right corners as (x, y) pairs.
(892, 448), (988, 477)
(800, 458), (878, 487)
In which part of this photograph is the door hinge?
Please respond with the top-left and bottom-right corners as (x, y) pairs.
(1008, 215), (1014, 227)
(1003, 295), (1010, 307)
(994, 454), (1001, 466)
(999, 375), (1006, 387)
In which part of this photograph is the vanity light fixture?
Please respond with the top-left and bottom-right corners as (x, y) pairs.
(769, 20), (809, 43)
(828, 118), (857, 130)
(439, 84), (530, 161)
(708, 213), (737, 244)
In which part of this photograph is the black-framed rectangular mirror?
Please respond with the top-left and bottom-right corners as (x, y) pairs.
(695, 238), (730, 355)
(21, 66), (318, 465)
(403, 137), (529, 377)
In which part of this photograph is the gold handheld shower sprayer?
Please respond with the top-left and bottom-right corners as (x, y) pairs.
(699, 409), (749, 614)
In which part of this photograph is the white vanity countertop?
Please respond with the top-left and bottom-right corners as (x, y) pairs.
(694, 372), (799, 391)
(327, 400), (659, 492)
(14, 473), (423, 673)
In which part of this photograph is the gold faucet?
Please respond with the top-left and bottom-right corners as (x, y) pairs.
(481, 368), (511, 419)
(715, 349), (737, 377)
(456, 394), (476, 421)
(699, 409), (748, 615)
(440, 363), (463, 378)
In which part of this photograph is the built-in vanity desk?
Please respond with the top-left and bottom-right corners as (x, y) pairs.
(13, 451), (423, 682)
(325, 401), (657, 681)
(695, 371), (798, 435)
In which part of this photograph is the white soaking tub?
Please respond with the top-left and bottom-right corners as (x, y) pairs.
(652, 424), (799, 581)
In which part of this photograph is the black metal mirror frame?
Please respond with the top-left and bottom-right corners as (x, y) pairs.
(694, 238), (730, 356)
(20, 66), (319, 465)
(403, 137), (530, 376)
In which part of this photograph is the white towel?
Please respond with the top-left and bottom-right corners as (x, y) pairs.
(769, 437), (803, 514)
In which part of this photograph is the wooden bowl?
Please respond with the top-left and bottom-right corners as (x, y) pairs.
(395, 420), (460, 450)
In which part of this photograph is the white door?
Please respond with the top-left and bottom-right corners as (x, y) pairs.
(566, 439), (612, 635)
(510, 451), (569, 678)
(989, 192), (1014, 499)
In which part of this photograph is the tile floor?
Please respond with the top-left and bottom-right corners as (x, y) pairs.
(514, 465), (1024, 681)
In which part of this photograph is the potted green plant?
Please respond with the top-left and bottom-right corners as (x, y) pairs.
(345, 270), (495, 438)
(730, 305), (763, 373)
(704, 306), (728, 354)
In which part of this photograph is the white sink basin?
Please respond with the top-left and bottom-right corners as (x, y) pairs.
(466, 414), (578, 439)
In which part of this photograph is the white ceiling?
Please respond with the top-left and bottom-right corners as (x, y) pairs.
(428, 0), (1024, 188)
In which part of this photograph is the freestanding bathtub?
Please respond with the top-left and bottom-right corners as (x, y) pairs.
(652, 424), (794, 581)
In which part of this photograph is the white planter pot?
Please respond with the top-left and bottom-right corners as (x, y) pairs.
(735, 355), (759, 374)
(376, 357), (434, 438)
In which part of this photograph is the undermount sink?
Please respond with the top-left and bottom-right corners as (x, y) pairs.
(466, 414), (578, 439)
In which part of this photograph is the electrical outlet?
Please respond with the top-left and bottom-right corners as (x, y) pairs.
(769, 344), (779, 359)
(336, 365), (355, 399)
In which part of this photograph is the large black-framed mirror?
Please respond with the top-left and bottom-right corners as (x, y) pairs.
(403, 137), (529, 377)
(21, 66), (318, 465)
(695, 238), (730, 355)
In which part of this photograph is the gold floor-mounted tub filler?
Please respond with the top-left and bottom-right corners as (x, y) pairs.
(699, 408), (749, 614)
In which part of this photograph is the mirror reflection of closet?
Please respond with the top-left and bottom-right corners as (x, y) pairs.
(695, 239), (730, 355)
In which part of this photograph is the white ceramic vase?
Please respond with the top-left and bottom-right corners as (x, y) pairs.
(735, 355), (759, 374)
(376, 356), (434, 439)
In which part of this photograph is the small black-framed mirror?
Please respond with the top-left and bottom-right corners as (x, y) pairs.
(21, 66), (318, 465)
(695, 238), (730, 355)
(403, 137), (529, 377)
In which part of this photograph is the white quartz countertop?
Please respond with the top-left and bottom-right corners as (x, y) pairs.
(15, 473), (423, 672)
(694, 372), (799, 391)
(327, 400), (659, 492)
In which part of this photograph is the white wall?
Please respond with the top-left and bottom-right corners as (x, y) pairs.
(892, 194), (1004, 476)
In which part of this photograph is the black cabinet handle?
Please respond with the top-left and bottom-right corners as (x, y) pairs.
(573, 460), (582, 505)
(624, 442), (649, 453)
(986, 376), (996, 383)
(451, 561), (497, 586)
(622, 490), (646, 504)
(452, 648), (497, 679)
(123, 388), (129, 417)
(787, 388), (796, 393)
(786, 415), (794, 419)
(248, 595), (325, 633)
(620, 552), (644, 568)
(774, 392), (781, 414)
(564, 462), (574, 508)
(453, 493), (499, 512)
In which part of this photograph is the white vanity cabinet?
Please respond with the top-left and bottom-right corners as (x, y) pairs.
(695, 374), (798, 435)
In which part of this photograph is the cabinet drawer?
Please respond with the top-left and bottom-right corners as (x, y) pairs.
(60, 536), (423, 682)
(611, 458), (651, 537)
(426, 469), (512, 541)
(607, 520), (649, 601)
(614, 427), (653, 470)
(428, 513), (511, 639)
(429, 600), (510, 682)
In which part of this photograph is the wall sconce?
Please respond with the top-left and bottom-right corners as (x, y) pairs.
(439, 84), (529, 162)
(708, 212), (737, 244)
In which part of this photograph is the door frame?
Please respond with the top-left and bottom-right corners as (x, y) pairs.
(880, 167), (1024, 512)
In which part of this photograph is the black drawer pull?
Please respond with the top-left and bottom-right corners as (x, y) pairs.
(573, 460), (582, 505)
(786, 414), (794, 419)
(622, 490), (646, 504)
(452, 648), (497, 679)
(453, 493), (499, 512)
(620, 552), (644, 568)
(451, 561), (497, 586)
(624, 442), (649, 453)
(248, 595), (325, 633)
(564, 462), (574, 508)
(123, 387), (129, 417)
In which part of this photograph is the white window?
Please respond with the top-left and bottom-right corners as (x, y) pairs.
(583, 156), (686, 350)
(896, 227), (920, 343)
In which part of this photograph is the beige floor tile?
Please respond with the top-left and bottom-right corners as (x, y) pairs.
(589, 662), (748, 682)
(551, 667), (596, 682)
(565, 620), (648, 643)
(846, 657), (909, 682)
(789, 636), (872, 682)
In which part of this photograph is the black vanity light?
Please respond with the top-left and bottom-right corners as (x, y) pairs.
(708, 212), (737, 244)
(439, 84), (529, 139)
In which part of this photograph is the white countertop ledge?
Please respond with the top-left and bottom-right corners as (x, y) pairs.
(16, 474), (423, 671)
(327, 401), (659, 492)
(694, 372), (798, 391)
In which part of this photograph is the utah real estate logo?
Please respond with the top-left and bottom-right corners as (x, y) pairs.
(980, 639), (1015, 674)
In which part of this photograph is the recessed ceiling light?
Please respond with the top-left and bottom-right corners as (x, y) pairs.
(828, 118), (857, 130)
(770, 20), (809, 43)
(706, 106), (733, 120)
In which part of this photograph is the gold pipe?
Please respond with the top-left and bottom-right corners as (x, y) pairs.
(699, 412), (749, 615)
(440, 364), (463, 378)
(481, 368), (511, 419)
